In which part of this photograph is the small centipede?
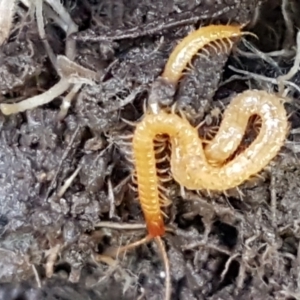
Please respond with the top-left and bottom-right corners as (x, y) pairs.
(133, 90), (289, 237)
(108, 25), (288, 300)
(132, 24), (289, 238)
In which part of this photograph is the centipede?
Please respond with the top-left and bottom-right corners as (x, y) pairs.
(133, 24), (265, 237)
(102, 24), (289, 300)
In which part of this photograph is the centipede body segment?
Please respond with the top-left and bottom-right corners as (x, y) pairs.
(161, 24), (244, 83)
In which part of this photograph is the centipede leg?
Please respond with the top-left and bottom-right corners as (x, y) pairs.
(154, 145), (167, 155)
(204, 189), (212, 198)
(235, 186), (245, 199)
(196, 52), (211, 63)
(203, 126), (219, 140)
(157, 166), (170, 175)
(185, 62), (194, 73)
(129, 182), (138, 193)
(154, 134), (168, 143)
(125, 155), (135, 164)
(107, 235), (153, 257)
(156, 156), (171, 164)
(196, 46), (212, 63)
(180, 185), (186, 199)
(207, 41), (219, 55)
(158, 192), (172, 207)
(154, 236), (171, 300)
(158, 175), (173, 183)
(177, 108), (189, 122)
(121, 118), (138, 127)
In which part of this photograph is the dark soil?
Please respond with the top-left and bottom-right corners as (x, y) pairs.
(0, 0), (300, 299)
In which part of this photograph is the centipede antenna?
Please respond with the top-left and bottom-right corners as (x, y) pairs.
(154, 237), (171, 300)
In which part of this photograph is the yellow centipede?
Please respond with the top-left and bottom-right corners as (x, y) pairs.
(132, 25), (289, 238)
(133, 90), (288, 237)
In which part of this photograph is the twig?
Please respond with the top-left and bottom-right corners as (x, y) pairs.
(56, 165), (81, 199)
(0, 0), (17, 46)
(109, 235), (152, 257)
(45, 126), (80, 201)
(281, 0), (295, 48)
(237, 39), (281, 70)
(277, 30), (300, 94)
(57, 83), (82, 120)
(32, 264), (42, 288)
(220, 253), (240, 281)
(35, 0), (57, 69)
(270, 171), (277, 228)
(72, 6), (234, 42)
(228, 65), (300, 94)
(95, 221), (147, 230)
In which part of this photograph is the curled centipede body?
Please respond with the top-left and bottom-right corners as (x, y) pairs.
(161, 24), (245, 84)
(133, 24), (251, 237)
(133, 90), (288, 237)
(109, 24), (288, 300)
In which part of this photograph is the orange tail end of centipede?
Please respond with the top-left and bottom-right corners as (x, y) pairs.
(146, 216), (166, 237)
